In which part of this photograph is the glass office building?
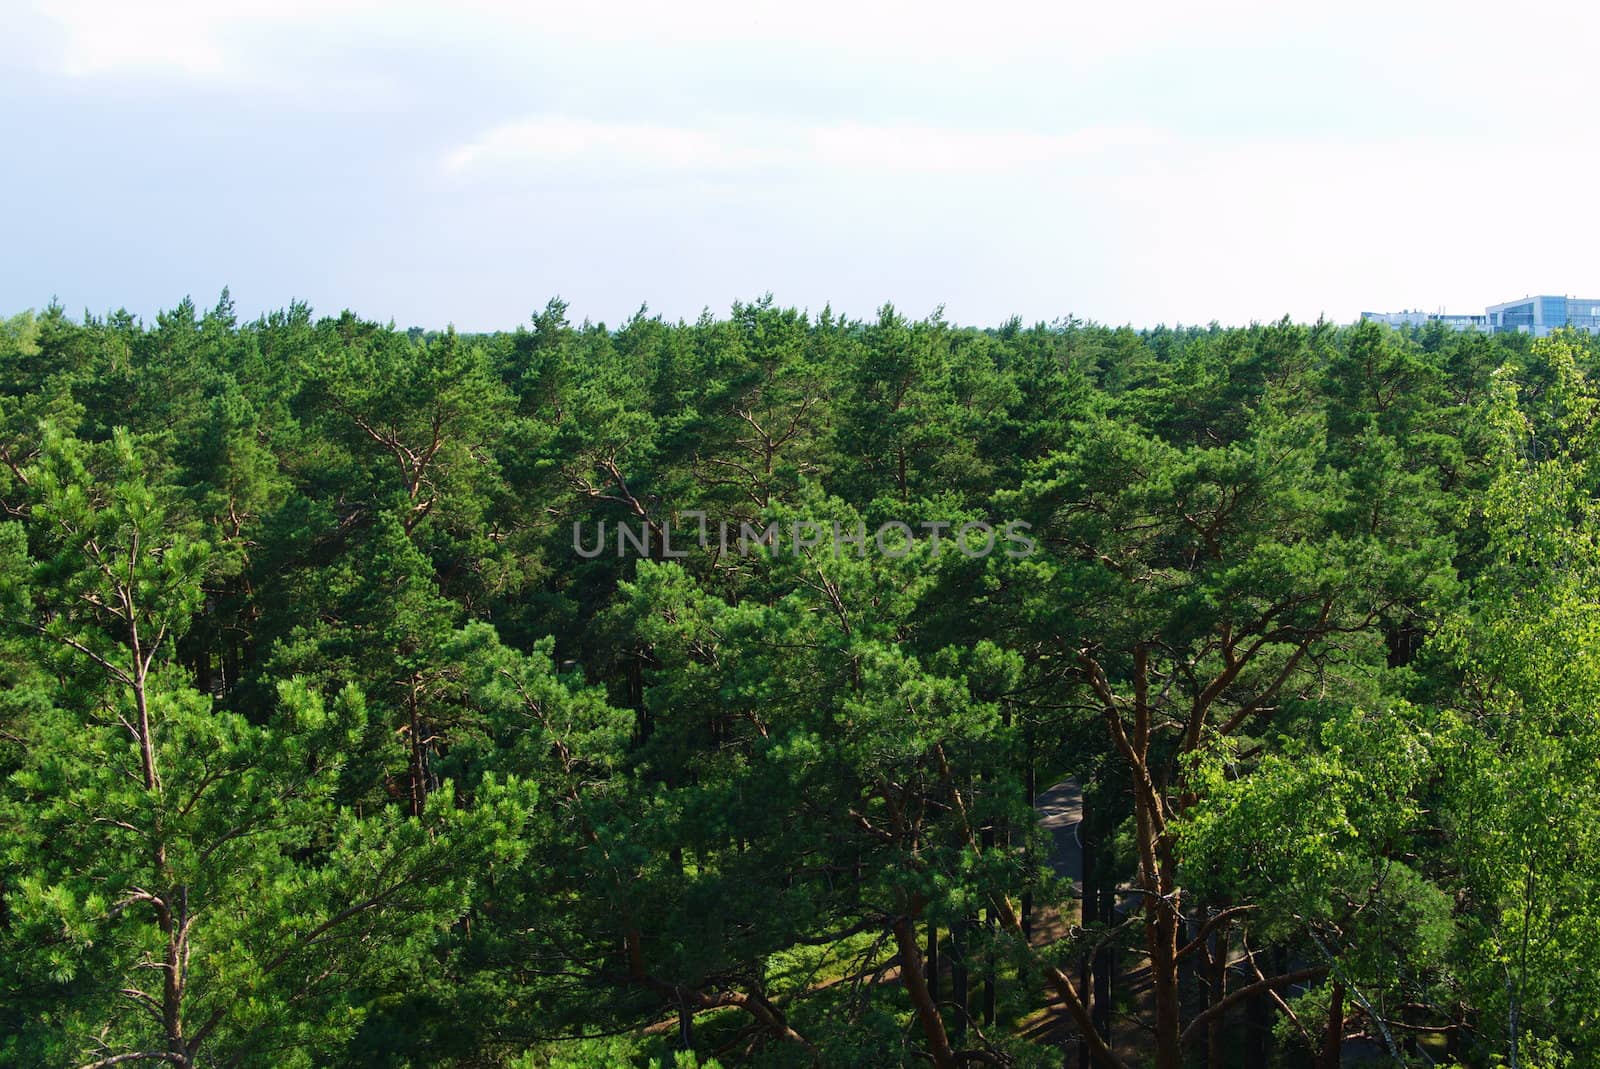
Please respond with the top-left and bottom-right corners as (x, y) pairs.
(1485, 295), (1600, 337)
(1364, 296), (1600, 336)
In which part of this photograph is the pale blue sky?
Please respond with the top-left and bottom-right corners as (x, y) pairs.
(5, 1), (1599, 330)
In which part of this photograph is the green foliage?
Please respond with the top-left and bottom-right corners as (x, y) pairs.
(0, 297), (1593, 1067)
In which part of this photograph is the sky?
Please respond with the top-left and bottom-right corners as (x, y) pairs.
(5, 0), (1600, 331)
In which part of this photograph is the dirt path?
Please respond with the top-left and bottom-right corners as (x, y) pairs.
(1021, 780), (1158, 1063)
(1019, 780), (1088, 1049)
(1035, 779), (1085, 912)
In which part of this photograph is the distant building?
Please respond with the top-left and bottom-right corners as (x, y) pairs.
(1485, 295), (1600, 337)
(1359, 309), (1488, 332)
(1363, 295), (1600, 337)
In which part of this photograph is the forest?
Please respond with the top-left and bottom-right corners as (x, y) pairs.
(1, 293), (1597, 1069)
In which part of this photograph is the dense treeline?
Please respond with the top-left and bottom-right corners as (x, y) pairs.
(2, 293), (1597, 1068)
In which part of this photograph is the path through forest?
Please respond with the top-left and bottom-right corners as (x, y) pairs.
(1022, 780), (1158, 1063)
(1022, 780), (1091, 1050)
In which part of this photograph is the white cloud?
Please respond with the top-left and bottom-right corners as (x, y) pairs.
(808, 124), (1161, 173)
(30, 0), (1264, 77)
(34, 0), (235, 78)
(29, 0), (388, 79)
(36, 0), (1580, 82)
(441, 116), (1165, 178)
(441, 118), (779, 175)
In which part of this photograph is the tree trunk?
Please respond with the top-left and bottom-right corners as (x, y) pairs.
(893, 915), (959, 1069)
(676, 988), (694, 1051)
(133, 665), (159, 793)
(981, 816), (997, 1027)
(161, 886), (188, 1066)
(1244, 970), (1270, 1069)
(1023, 728), (1036, 938)
(951, 913), (971, 1041)
(983, 909), (997, 1025)
(1206, 924), (1229, 1069)
(1445, 1005), (1463, 1061)
(195, 646), (212, 696)
(1320, 981), (1345, 1069)
(406, 679), (425, 817)
(1149, 907), (1182, 1069)
(1080, 787), (1098, 1069)
(1141, 801), (1181, 1069)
